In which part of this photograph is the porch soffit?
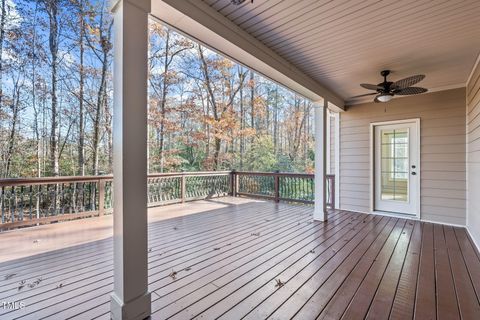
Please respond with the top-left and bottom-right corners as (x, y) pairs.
(200, 0), (480, 106)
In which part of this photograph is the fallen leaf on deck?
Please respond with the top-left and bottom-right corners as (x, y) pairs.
(275, 279), (284, 288)
(169, 270), (177, 280)
(18, 280), (26, 291)
(4, 273), (16, 280)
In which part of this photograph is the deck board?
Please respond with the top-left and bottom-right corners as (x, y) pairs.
(433, 224), (459, 320)
(0, 198), (479, 319)
(414, 223), (437, 320)
(389, 221), (422, 320)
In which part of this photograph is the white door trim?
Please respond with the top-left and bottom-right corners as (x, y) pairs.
(369, 118), (421, 219)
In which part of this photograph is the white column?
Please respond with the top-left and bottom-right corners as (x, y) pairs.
(110, 1), (151, 319)
(326, 110), (331, 174)
(314, 99), (328, 221)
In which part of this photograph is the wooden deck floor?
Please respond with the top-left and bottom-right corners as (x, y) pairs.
(0, 198), (479, 319)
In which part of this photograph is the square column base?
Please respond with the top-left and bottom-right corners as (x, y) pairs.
(110, 292), (151, 320)
(314, 207), (327, 221)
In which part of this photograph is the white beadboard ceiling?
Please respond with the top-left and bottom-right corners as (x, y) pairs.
(202, 0), (480, 103)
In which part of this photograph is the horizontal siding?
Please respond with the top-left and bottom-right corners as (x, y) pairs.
(339, 88), (467, 225)
(467, 59), (480, 247)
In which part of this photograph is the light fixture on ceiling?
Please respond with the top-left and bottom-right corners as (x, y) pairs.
(376, 93), (393, 103)
(231, 0), (253, 5)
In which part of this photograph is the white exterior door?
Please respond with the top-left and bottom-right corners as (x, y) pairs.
(374, 121), (419, 216)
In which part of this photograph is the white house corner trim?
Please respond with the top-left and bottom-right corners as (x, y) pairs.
(314, 100), (328, 221)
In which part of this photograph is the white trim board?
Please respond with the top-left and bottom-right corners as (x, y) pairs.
(369, 118), (421, 219)
(339, 206), (467, 229)
(467, 226), (480, 253)
(467, 50), (480, 86)
(334, 112), (340, 210)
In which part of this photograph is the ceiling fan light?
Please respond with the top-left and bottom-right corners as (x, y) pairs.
(377, 93), (393, 102)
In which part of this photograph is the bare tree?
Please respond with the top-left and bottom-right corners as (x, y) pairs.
(41, 0), (60, 175)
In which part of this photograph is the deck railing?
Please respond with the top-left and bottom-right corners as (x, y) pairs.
(233, 171), (335, 208)
(0, 171), (335, 230)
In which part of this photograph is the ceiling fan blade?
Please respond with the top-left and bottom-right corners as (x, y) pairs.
(360, 83), (382, 90)
(391, 75), (425, 89)
(349, 92), (377, 99)
(394, 87), (428, 95)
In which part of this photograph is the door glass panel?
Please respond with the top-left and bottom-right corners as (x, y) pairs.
(380, 128), (409, 202)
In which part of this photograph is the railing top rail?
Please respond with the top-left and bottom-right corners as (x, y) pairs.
(234, 171), (315, 178)
(0, 175), (114, 187)
(147, 171), (231, 178)
(0, 171), (233, 187)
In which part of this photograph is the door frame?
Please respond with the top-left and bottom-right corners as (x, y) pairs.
(369, 118), (421, 219)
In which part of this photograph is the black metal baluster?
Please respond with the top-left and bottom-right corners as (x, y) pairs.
(54, 184), (58, 216)
(61, 183), (65, 215)
(19, 186), (25, 221)
(1, 187), (4, 223)
(12, 186), (16, 222)
(81, 182), (85, 212)
(29, 185), (33, 220)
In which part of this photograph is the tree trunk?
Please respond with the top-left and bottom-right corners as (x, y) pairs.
(46, 0), (60, 176)
(5, 87), (20, 177)
(78, 0), (85, 176)
(214, 137), (221, 170)
(239, 78), (244, 170)
(158, 31), (170, 173)
(92, 18), (112, 175)
(0, 0), (6, 108)
(250, 71), (254, 144)
(273, 85), (278, 155)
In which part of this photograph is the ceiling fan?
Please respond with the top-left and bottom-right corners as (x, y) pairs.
(350, 70), (428, 103)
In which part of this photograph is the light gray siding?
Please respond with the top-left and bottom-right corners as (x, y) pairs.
(339, 88), (466, 225)
(467, 60), (480, 247)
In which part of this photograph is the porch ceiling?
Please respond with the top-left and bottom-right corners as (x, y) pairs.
(202, 0), (480, 104)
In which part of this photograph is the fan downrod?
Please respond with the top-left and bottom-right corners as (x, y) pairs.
(380, 70), (391, 81)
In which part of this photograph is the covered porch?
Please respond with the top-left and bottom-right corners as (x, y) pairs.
(1, 0), (480, 319)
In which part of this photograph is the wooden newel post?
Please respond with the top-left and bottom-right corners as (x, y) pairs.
(181, 172), (186, 203)
(230, 170), (237, 197)
(98, 179), (105, 216)
(274, 170), (280, 203)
